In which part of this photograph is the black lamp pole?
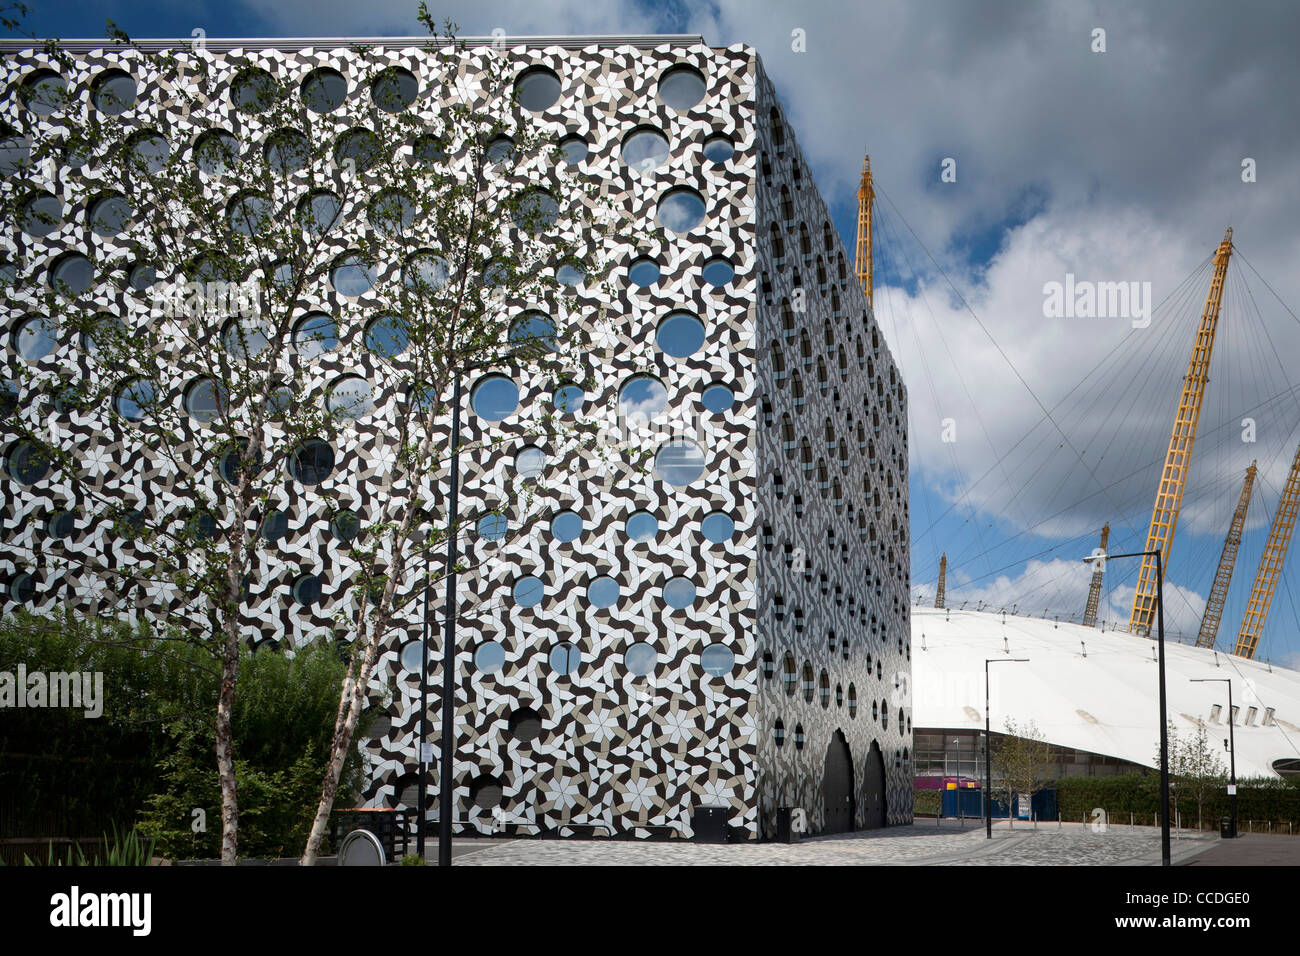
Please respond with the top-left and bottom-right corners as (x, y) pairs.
(1087, 548), (1171, 866)
(984, 657), (1029, 838)
(416, 540), (431, 857)
(437, 373), (464, 868)
(1191, 677), (1236, 837)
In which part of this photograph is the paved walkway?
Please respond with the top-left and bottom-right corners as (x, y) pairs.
(1179, 831), (1300, 866)
(441, 822), (1218, 866)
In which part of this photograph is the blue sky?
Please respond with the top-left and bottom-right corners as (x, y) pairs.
(10, 0), (1300, 666)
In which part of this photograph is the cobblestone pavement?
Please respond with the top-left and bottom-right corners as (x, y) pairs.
(446, 822), (1216, 866)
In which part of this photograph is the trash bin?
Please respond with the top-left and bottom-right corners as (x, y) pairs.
(1219, 816), (1236, 839)
(692, 806), (728, 843)
(775, 806), (803, 844)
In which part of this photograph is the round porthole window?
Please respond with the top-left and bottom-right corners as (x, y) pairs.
(662, 576), (697, 610)
(700, 644), (735, 678)
(656, 312), (705, 357)
(658, 65), (706, 110)
(470, 375), (519, 421)
(586, 575), (620, 609)
(654, 440), (705, 487)
(656, 187), (706, 234)
(624, 643), (657, 676)
(513, 575), (544, 607)
(474, 641), (506, 673)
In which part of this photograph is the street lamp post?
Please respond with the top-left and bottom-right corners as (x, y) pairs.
(1084, 547), (1172, 866)
(985, 657), (1029, 838)
(1191, 677), (1236, 837)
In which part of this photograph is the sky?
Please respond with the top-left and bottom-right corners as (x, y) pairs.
(9, 0), (1300, 666)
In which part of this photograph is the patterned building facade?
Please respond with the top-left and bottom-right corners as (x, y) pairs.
(0, 35), (910, 839)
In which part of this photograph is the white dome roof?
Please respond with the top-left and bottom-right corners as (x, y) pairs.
(911, 606), (1300, 778)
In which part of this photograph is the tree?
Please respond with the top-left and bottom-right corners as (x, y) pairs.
(1158, 720), (1225, 830)
(1, 13), (620, 863)
(990, 719), (1054, 827)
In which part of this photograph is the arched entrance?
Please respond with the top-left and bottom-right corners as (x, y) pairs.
(822, 730), (855, 834)
(862, 740), (887, 829)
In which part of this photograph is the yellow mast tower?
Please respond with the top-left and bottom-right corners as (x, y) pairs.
(1129, 228), (1233, 635)
(855, 155), (874, 308)
(1082, 523), (1109, 628)
(1195, 462), (1256, 648)
(1235, 445), (1300, 659)
(934, 553), (946, 609)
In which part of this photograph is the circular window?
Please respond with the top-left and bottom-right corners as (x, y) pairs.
(477, 513), (508, 542)
(127, 263), (156, 293)
(469, 776), (505, 810)
(399, 640), (424, 672)
(325, 376), (375, 420)
(654, 440), (706, 486)
(549, 642), (580, 675)
(113, 378), (156, 422)
(329, 509), (361, 542)
(127, 131), (170, 172)
(656, 311), (705, 357)
(836, 683), (844, 708)
(782, 653), (797, 696)
(702, 257), (734, 287)
(628, 257), (660, 287)
(297, 190), (342, 235)
(0, 380), (15, 416)
(487, 135), (515, 164)
(625, 510), (659, 543)
(411, 134), (447, 167)
(700, 644), (735, 678)
(848, 684), (858, 718)
(618, 376), (668, 422)
(184, 378), (225, 423)
(15, 316), (57, 361)
(507, 707), (544, 742)
(550, 510), (582, 543)
(92, 70), (136, 114)
(265, 129), (311, 175)
(475, 641), (506, 672)
(509, 312), (556, 353)
(49, 254), (93, 297)
(222, 319), (271, 359)
(47, 510), (74, 539)
(0, 135), (29, 177)
(228, 191), (272, 235)
(515, 189), (559, 234)
(819, 671), (831, 709)
(369, 189), (416, 235)
(292, 573), (322, 607)
(335, 128), (383, 172)
(331, 253), (376, 297)
(701, 383), (734, 414)
(233, 68), (276, 113)
(403, 250), (449, 291)
(556, 260), (585, 287)
(288, 439), (335, 485)
(662, 576), (697, 610)
(624, 642), (657, 677)
(217, 439), (255, 485)
(301, 67), (347, 112)
(20, 193), (63, 237)
(9, 573), (36, 603)
(794, 723), (805, 751)
(558, 135), (587, 165)
(260, 509), (289, 542)
(657, 187), (706, 234)
(514, 447), (545, 480)
(21, 70), (66, 115)
(194, 130), (239, 175)
(516, 67), (561, 110)
(372, 67), (418, 112)
(365, 314), (408, 357)
(621, 127), (670, 173)
(89, 194), (132, 236)
(293, 313), (340, 358)
(552, 384), (585, 414)
(774, 719), (786, 748)
(700, 511), (734, 543)
(658, 65), (706, 110)
(761, 652), (775, 680)
(513, 575), (544, 607)
(6, 440), (51, 484)
(186, 511), (217, 541)
(702, 134), (734, 163)
(471, 375), (519, 420)
(586, 575), (620, 609)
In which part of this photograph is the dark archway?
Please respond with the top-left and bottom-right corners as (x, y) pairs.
(862, 739), (887, 829)
(822, 730), (855, 834)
